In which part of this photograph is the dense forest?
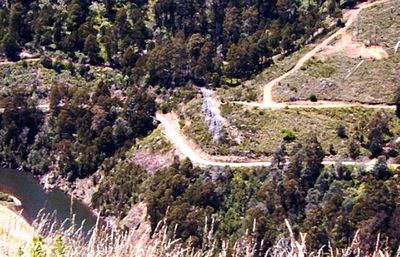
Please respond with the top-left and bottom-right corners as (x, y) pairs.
(0, 82), (156, 180)
(0, 0), (369, 180)
(92, 140), (400, 255)
(0, 0), (360, 87)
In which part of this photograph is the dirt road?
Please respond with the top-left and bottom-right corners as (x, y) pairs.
(0, 104), (50, 114)
(262, 0), (390, 107)
(156, 112), (399, 168)
(156, 113), (273, 167)
(234, 100), (395, 110)
(0, 58), (40, 66)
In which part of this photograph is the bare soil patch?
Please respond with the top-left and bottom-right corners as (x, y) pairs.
(320, 33), (389, 60)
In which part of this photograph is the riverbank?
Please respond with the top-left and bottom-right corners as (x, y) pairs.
(0, 168), (100, 235)
(0, 198), (34, 256)
(1, 161), (99, 212)
(40, 170), (99, 207)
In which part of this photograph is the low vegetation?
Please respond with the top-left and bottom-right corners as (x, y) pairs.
(274, 53), (400, 103)
(6, 215), (400, 257)
(301, 58), (337, 78)
(0, 192), (13, 203)
(273, 0), (400, 104)
(181, 102), (400, 159)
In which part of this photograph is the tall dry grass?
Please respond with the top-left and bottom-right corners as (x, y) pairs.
(6, 213), (400, 257)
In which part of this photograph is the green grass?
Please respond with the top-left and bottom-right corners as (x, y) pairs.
(136, 128), (172, 153)
(181, 101), (400, 159)
(301, 58), (337, 78)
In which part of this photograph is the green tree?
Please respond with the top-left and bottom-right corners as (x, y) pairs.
(84, 34), (102, 65)
(67, 0), (87, 30)
(272, 144), (287, 168)
(348, 135), (361, 159)
(124, 88), (156, 138)
(367, 111), (391, 157)
(8, 2), (26, 41)
(393, 86), (400, 118)
(302, 134), (325, 190)
(2, 32), (20, 60)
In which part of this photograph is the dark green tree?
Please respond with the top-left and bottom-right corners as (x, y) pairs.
(84, 34), (102, 65)
(302, 134), (325, 190)
(393, 86), (400, 118)
(367, 111), (391, 157)
(1, 32), (20, 60)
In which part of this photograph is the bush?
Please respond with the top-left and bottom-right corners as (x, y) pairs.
(348, 136), (360, 159)
(336, 125), (347, 138)
(1, 32), (20, 60)
(40, 56), (53, 69)
(309, 93), (318, 102)
(159, 102), (173, 114)
(329, 144), (337, 155)
(282, 129), (297, 142)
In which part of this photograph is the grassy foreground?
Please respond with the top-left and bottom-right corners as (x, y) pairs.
(1, 212), (398, 257)
(0, 205), (34, 256)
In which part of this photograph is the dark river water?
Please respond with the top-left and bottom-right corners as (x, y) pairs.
(0, 168), (97, 233)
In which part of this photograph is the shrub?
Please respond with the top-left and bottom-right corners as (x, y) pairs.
(348, 136), (360, 159)
(309, 93), (318, 102)
(282, 129), (297, 142)
(329, 144), (337, 155)
(41, 56), (53, 69)
(288, 84), (297, 92)
(336, 125), (347, 138)
(1, 32), (20, 60)
(159, 102), (173, 114)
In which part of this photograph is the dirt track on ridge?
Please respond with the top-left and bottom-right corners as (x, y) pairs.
(262, 0), (391, 108)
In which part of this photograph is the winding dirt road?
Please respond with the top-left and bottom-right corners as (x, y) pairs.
(156, 113), (273, 167)
(1, 0), (396, 170)
(156, 0), (399, 169)
(261, 0), (392, 109)
(156, 112), (399, 168)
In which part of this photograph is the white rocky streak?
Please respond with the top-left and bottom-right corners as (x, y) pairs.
(201, 88), (225, 143)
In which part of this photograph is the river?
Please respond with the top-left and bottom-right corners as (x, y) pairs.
(0, 168), (97, 233)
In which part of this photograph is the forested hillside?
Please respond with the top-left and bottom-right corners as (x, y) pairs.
(0, 0), (360, 87)
(0, 79), (156, 180)
(2, 0), (400, 256)
(91, 148), (400, 255)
